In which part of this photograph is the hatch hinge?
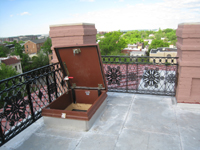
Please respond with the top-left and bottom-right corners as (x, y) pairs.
(72, 83), (76, 88)
(98, 84), (103, 89)
(98, 84), (102, 96)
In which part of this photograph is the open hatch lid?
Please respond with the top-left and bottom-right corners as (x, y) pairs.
(54, 44), (107, 90)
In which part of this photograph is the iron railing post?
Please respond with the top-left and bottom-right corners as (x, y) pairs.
(46, 74), (52, 103)
(174, 58), (179, 96)
(53, 70), (58, 99)
(136, 60), (138, 93)
(164, 58), (167, 94)
(0, 125), (5, 145)
(126, 63), (128, 92)
(26, 82), (35, 122)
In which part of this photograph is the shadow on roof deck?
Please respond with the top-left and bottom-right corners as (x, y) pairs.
(1, 92), (200, 150)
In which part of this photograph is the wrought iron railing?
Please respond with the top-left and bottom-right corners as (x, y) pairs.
(0, 56), (178, 146)
(0, 63), (67, 146)
(101, 56), (178, 95)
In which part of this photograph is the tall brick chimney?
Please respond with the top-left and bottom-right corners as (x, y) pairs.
(49, 23), (97, 63)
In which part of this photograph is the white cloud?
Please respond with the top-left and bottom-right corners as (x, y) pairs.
(119, 0), (124, 2)
(20, 12), (30, 16)
(10, 15), (13, 17)
(58, 0), (200, 31)
(80, 0), (94, 2)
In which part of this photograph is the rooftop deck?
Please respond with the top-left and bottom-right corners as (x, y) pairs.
(1, 92), (200, 150)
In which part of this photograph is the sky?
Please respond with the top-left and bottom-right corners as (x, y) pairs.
(0, 0), (200, 37)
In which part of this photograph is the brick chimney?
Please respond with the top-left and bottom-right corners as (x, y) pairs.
(49, 23), (97, 63)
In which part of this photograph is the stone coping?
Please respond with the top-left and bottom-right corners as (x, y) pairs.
(50, 23), (95, 27)
(179, 22), (200, 25)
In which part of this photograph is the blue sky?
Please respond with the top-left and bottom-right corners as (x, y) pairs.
(0, 0), (200, 37)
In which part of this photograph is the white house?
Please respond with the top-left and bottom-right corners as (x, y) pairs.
(0, 56), (23, 74)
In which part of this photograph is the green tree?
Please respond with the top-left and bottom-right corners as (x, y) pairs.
(122, 30), (144, 44)
(0, 63), (20, 107)
(0, 63), (19, 80)
(154, 28), (165, 40)
(18, 40), (25, 44)
(40, 37), (52, 56)
(32, 51), (49, 68)
(163, 28), (174, 34)
(21, 53), (32, 72)
(99, 31), (127, 55)
(11, 41), (24, 58)
(144, 41), (148, 48)
(147, 39), (169, 56)
(96, 33), (102, 42)
(0, 45), (11, 57)
(149, 39), (169, 50)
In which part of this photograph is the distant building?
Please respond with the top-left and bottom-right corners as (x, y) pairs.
(144, 39), (153, 45)
(28, 53), (38, 59)
(149, 34), (154, 37)
(19, 35), (37, 41)
(0, 56), (23, 74)
(122, 43), (147, 56)
(150, 47), (177, 63)
(161, 37), (166, 40)
(24, 39), (46, 54)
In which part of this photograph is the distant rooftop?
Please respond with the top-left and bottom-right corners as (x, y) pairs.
(28, 39), (46, 44)
(150, 47), (177, 53)
(1, 57), (20, 65)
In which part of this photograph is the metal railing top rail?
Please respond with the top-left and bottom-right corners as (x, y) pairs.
(101, 55), (178, 65)
(101, 55), (179, 59)
(0, 62), (60, 84)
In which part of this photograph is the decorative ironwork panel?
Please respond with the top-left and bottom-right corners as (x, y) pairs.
(102, 56), (178, 95)
(0, 63), (67, 146)
(142, 67), (164, 88)
(105, 66), (122, 85)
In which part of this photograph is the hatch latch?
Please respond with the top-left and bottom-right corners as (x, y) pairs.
(73, 48), (81, 56)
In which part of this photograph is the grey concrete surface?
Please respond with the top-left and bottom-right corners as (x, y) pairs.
(1, 92), (200, 150)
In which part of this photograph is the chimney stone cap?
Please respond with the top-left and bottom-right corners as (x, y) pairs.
(50, 23), (95, 27)
(179, 22), (200, 25)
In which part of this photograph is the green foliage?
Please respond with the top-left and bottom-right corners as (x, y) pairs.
(147, 39), (169, 56)
(144, 41), (148, 48)
(22, 51), (49, 73)
(164, 29), (177, 46)
(32, 51), (49, 68)
(163, 28), (174, 33)
(21, 53), (32, 72)
(149, 40), (169, 50)
(96, 33), (102, 41)
(11, 41), (24, 58)
(0, 63), (20, 108)
(122, 30), (144, 44)
(99, 31), (127, 55)
(18, 40), (25, 44)
(154, 28), (165, 40)
(0, 45), (10, 57)
(0, 63), (19, 80)
(40, 37), (52, 56)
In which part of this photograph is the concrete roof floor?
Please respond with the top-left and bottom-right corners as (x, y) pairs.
(1, 92), (200, 150)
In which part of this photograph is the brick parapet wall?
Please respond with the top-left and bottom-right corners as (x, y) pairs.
(49, 23), (97, 63)
(176, 22), (200, 103)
